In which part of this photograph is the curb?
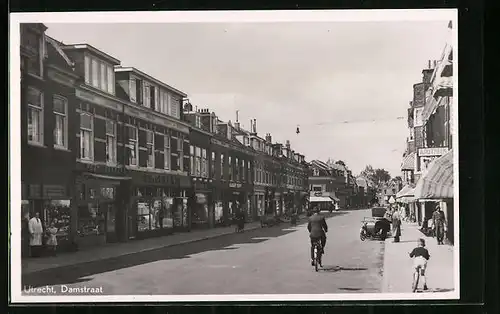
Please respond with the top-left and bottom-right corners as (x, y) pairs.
(380, 237), (391, 293)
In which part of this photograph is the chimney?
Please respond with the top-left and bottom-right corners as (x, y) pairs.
(265, 133), (272, 143)
(286, 140), (290, 149)
(234, 110), (240, 130)
(253, 119), (257, 134)
(428, 60), (431, 69)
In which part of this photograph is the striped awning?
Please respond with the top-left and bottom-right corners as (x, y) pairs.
(414, 149), (454, 199)
(401, 152), (415, 170)
(396, 185), (415, 198)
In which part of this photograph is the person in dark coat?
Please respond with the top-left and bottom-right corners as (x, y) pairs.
(374, 214), (392, 240)
(432, 204), (446, 244)
(392, 210), (402, 242)
(307, 207), (328, 266)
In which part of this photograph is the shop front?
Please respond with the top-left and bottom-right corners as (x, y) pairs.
(21, 182), (75, 254)
(128, 170), (192, 239)
(74, 163), (131, 248)
(190, 178), (213, 229)
(228, 182), (249, 219)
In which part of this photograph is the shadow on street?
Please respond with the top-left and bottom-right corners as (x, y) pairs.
(22, 212), (347, 288)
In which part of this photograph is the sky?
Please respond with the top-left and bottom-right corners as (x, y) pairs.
(44, 17), (452, 177)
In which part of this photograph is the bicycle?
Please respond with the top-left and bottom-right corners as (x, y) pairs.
(312, 239), (323, 272)
(412, 265), (422, 292)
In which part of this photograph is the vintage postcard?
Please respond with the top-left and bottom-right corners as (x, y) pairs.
(10, 9), (458, 303)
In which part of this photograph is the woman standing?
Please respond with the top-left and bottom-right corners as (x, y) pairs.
(392, 210), (402, 243)
(45, 221), (58, 256)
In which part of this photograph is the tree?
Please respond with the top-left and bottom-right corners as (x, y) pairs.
(360, 165), (391, 190)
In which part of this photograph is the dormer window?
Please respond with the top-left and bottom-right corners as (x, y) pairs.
(84, 54), (115, 95)
(22, 27), (45, 78)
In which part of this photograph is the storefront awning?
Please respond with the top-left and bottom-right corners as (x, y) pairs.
(414, 149), (454, 199)
(309, 196), (334, 203)
(401, 152), (415, 171)
(396, 184), (415, 198)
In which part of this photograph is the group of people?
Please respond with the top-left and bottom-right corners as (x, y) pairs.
(22, 212), (59, 258)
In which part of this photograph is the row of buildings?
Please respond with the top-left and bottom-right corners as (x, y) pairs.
(307, 160), (376, 210)
(20, 23), (309, 252)
(397, 21), (454, 244)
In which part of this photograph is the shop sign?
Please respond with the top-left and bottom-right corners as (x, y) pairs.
(143, 174), (180, 186)
(229, 182), (242, 188)
(79, 163), (125, 175)
(418, 147), (449, 157)
(28, 184), (42, 198)
(43, 185), (67, 198)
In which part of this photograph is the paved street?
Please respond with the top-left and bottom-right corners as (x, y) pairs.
(22, 209), (385, 295)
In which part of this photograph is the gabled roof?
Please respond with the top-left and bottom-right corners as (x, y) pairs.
(45, 35), (75, 72)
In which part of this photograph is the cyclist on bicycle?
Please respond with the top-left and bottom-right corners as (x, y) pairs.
(409, 238), (430, 291)
(307, 206), (328, 266)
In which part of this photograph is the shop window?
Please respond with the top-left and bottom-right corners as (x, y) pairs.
(215, 201), (224, 225)
(43, 200), (71, 242)
(146, 130), (155, 168)
(164, 135), (170, 170)
(127, 126), (138, 166)
(53, 95), (68, 149)
(173, 198), (188, 227)
(80, 113), (94, 160)
(192, 193), (209, 227)
(105, 120), (117, 164)
(27, 87), (44, 145)
(77, 203), (105, 237)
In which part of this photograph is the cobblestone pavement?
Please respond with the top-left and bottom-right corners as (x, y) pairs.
(22, 209), (385, 295)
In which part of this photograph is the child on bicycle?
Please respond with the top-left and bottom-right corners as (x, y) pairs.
(409, 238), (430, 291)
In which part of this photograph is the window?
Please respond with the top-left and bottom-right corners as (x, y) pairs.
(177, 137), (183, 171)
(150, 86), (157, 111)
(105, 120), (117, 164)
(164, 135), (171, 170)
(85, 54), (114, 95)
(211, 152), (216, 178)
(84, 55), (91, 84)
(220, 153), (224, 179)
(24, 30), (43, 77)
(143, 84), (151, 108)
(235, 158), (239, 181)
(80, 113), (93, 160)
(242, 160), (246, 181)
(229, 156), (233, 181)
(170, 95), (180, 119)
(91, 58), (99, 88)
(146, 130), (155, 168)
(100, 63), (107, 91)
(190, 145), (195, 175)
(27, 87), (44, 145)
(53, 95), (67, 149)
(130, 79), (137, 103)
(136, 79), (143, 104)
(202, 149), (207, 178)
(247, 161), (251, 183)
(127, 126), (138, 166)
(107, 65), (114, 94)
(195, 147), (201, 177)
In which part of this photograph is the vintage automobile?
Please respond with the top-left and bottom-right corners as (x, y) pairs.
(360, 207), (392, 241)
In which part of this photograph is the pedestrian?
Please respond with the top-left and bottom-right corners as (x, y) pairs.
(432, 204), (446, 245)
(21, 213), (30, 258)
(392, 210), (401, 242)
(28, 212), (44, 257)
(45, 221), (58, 256)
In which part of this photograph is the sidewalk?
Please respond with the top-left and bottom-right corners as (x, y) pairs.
(22, 221), (262, 275)
(381, 222), (455, 293)
(22, 214), (311, 275)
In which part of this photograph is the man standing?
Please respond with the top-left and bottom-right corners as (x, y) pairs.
(307, 207), (328, 266)
(432, 204), (446, 245)
(392, 209), (402, 242)
(28, 212), (44, 257)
